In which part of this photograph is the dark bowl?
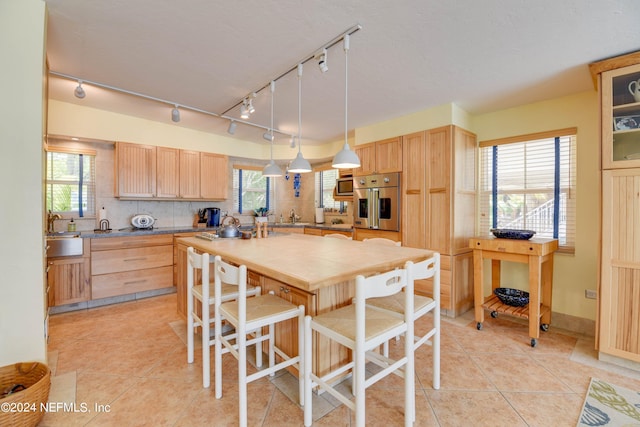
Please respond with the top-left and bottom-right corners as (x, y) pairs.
(490, 228), (536, 240)
(494, 288), (529, 307)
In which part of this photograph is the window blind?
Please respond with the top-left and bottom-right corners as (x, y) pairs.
(478, 132), (576, 250)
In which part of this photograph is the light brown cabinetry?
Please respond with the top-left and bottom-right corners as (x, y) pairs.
(156, 147), (180, 198)
(352, 137), (402, 176)
(115, 142), (228, 200)
(90, 234), (174, 300)
(47, 239), (91, 306)
(201, 152), (228, 200)
(179, 150), (201, 198)
(401, 125), (476, 316)
(592, 51), (640, 364)
(115, 142), (157, 198)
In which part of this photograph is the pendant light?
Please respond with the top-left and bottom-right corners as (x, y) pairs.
(332, 34), (361, 169)
(262, 81), (283, 177)
(289, 63), (312, 173)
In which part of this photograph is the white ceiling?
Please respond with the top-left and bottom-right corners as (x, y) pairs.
(45, 0), (640, 147)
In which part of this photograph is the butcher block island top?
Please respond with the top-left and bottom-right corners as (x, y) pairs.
(177, 233), (435, 292)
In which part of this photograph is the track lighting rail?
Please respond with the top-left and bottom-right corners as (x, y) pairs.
(219, 24), (362, 117)
(48, 70), (295, 138)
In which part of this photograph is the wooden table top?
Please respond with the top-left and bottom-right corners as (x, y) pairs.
(177, 233), (434, 292)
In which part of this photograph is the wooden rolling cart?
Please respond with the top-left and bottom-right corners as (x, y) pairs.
(470, 236), (558, 347)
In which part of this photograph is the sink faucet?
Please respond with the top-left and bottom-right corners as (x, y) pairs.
(47, 210), (62, 233)
(290, 208), (296, 224)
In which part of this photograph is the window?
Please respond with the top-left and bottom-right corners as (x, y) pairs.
(315, 168), (345, 211)
(45, 148), (96, 217)
(478, 128), (576, 251)
(232, 166), (275, 214)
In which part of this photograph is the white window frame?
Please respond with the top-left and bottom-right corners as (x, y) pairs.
(478, 128), (577, 252)
(45, 146), (97, 218)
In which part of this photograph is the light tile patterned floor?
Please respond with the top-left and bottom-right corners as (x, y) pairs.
(41, 293), (640, 426)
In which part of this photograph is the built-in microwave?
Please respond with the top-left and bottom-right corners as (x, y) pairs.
(335, 177), (353, 197)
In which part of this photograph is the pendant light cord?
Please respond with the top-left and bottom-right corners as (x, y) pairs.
(344, 34), (349, 147)
(270, 80), (275, 158)
(297, 63), (303, 154)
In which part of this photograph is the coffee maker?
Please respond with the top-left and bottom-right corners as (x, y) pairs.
(205, 207), (220, 227)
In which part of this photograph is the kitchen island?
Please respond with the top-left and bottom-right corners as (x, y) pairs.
(176, 233), (435, 376)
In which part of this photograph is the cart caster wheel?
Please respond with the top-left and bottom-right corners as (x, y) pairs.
(531, 338), (537, 347)
(490, 311), (498, 318)
(540, 324), (549, 332)
(477, 322), (483, 330)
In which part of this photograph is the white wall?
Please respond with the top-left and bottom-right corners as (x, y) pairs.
(0, 0), (47, 365)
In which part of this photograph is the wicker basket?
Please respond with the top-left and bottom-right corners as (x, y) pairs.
(0, 362), (51, 427)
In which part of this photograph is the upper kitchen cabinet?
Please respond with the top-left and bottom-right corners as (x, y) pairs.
(591, 53), (640, 169)
(352, 137), (402, 176)
(201, 152), (228, 200)
(115, 142), (228, 201)
(156, 147), (180, 198)
(115, 142), (157, 198)
(179, 150), (201, 199)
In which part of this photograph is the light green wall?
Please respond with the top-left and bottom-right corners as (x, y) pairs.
(0, 0), (47, 365)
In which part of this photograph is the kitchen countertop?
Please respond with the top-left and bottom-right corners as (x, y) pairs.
(178, 233), (430, 292)
(70, 222), (353, 239)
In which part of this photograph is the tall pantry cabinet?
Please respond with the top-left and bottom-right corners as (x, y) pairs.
(402, 125), (476, 317)
(591, 51), (640, 364)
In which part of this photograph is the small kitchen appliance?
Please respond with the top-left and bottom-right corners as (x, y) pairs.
(205, 207), (220, 227)
(131, 214), (155, 229)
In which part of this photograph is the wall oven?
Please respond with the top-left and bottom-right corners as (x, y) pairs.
(353, 172), (400, 231)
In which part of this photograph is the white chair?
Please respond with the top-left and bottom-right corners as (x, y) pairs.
(186, 247), (261, 388)
(362, 237), (401, 246)
(324, 233), (352, 240)
(213, 256), (305, 427)
(303, 263), (415, 427)
(367, 254), (441, 395)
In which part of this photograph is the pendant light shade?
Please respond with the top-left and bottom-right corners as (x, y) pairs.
(262, 80), (283, 177)
(332, 34), (360, 169)
(289, 63), (312, 173)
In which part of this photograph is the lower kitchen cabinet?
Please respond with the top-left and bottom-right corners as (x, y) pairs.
(353, 228), (401, 243)
(90, 234), (174, 299)
(47, 255), (91, 306)
(261, 277), (316, 374)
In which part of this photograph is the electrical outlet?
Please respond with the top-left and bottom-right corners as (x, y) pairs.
(585, 289), (597, 299)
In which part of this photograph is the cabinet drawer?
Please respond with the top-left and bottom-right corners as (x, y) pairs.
(304, 228), (322, 236)
(92, 266), (174, 299)
(91, 234), (174, 251)
(91, 245), (173, 275)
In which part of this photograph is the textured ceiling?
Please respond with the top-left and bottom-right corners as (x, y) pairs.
(45, 0), (640, 146)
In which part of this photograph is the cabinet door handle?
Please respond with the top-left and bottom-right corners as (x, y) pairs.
(124, 279), (147, 285)
(124, 257), (147, 262)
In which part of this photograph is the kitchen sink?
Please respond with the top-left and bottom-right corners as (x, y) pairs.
(46, 233), (83, 257)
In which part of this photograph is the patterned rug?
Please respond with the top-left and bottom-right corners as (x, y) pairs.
(578, 378), (640, 426)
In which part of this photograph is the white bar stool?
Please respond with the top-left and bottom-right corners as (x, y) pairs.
(186, 247), (261, 388)
(303, 263), (415, 427)
(213, 255), (305, 427)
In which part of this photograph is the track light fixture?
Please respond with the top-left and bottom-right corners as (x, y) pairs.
(240, 99), (250, 119)
(227, 120), (237, 135)
(317, 48), (328, 73)
(289, 136), (296, 148)
(263, 131), (274, 142)
(248, 93), (256, 114)
(74, 80), (86, 99)
(171, 105), (180, 122)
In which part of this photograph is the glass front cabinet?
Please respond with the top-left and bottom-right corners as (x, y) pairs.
(601, 62), (640, 169)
